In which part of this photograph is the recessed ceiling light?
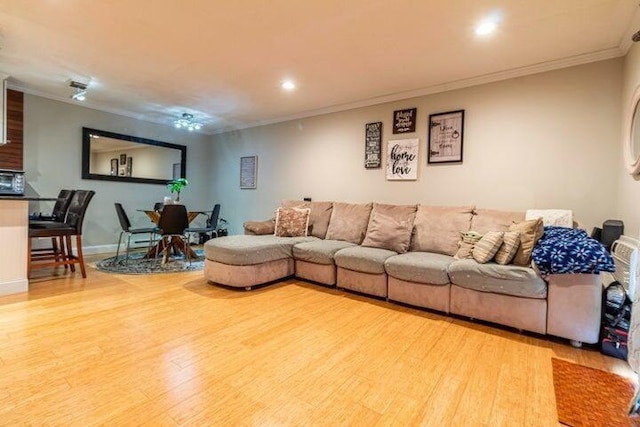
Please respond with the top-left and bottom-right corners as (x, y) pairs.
(281, 80), (296, 91)
(475, 21), (497, 36)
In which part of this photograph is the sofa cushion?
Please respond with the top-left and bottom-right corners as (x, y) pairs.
(448, 258), (547, 299)
(472, 231), (504, 263)
(494, 231), (521, 265)
(509, 218), (544, 266)
(384, 252), (454, 285)
(204, 235), (317, 266)
(411, 205), (475, 256)
(281, 200), (333, 239)
(325, 202), (373, 244)
(244, 219), (275, 235)
(471, 209), (525, 234)
(275, 207), (310, 237)
(292, 239), (357, 265)
(361, 203), (417, 253)
(334, 246), (397, 274)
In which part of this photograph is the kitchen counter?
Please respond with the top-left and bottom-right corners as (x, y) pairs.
(0, 197), (59, 296)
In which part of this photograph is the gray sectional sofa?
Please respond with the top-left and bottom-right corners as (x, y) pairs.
(204, 201), (602, 346)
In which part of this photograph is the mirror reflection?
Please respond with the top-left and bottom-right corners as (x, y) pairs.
(82, 127), (187, 185)
(632, 101), (640, 164)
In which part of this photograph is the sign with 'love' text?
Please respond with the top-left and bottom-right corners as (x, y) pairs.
(386, 138), (418, 180)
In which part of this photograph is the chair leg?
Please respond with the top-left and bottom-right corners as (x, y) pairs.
(59, 236), (68, 269)
(65, 235), (76, 273)
(125, 234), (132, 265)
(114, 231), (124, 266)
(76, 235), (87, 278)
(51, 237), (60, 263)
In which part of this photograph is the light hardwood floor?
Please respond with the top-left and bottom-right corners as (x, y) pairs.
(0, 257), (634, 426)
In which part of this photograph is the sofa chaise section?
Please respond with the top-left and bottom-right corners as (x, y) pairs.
(204, 235), (316, 289)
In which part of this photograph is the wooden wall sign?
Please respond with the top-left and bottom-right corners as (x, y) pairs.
(393, 108), (417, 134)
(364, 122), (382, 169)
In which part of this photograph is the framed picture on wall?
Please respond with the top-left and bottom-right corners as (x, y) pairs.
(386, 138), (418, 180)
(240, 156), (258, 189)
(126, 157), (133, 177)
(110, 158), (118, 176)
(393, 108), (417, 134)
(365, 122), (382, 169)
(428, 110), (464, 164)
(120, 153), (127, 165)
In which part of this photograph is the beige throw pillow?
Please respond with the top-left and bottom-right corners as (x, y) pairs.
(472, 231), (504, 263)
(325, 202), (373, 244)
(509, 218), (544, 266)
(244, 219), (275, 235)
(454, 231), (483, 259)
(274, 207), (310, 237)
(361, 212), (414, 253)
(494, 231), (521, 265)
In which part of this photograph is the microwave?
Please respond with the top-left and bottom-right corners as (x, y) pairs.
(0, 169), (25, 196)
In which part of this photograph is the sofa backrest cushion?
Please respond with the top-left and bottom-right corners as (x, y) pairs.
(325, 202), (373, 244)
(411, 205), (475, 256)
(471, 209), (525, 234)
(361, 203), (417, 253)
(281, 200), (333, 239)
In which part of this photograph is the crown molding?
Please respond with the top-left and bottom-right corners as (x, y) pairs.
(212, 48), (625, 135)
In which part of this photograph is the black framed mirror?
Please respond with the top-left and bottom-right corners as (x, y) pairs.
(81, 127), (187, 185)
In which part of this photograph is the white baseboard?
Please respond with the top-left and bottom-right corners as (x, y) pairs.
(1, 279), (28, 295)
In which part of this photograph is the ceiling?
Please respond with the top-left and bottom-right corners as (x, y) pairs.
(0, 0), (639, 134)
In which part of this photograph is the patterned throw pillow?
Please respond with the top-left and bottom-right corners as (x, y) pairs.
(454, 231), (483, 259)
(274, 207), (310, 237)
(472, 231), (504, 263)
(494, 231), (521, 265)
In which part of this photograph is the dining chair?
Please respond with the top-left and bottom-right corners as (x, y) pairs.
(155, 204), (191, 264)
(114, 203), (158, 265)
(29, 189), (76, 264)
(28, 190), (96, 278)
(185, 204), (220, 243)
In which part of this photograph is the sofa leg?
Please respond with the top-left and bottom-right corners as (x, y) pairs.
(245, 286), (252, 291)
(570, 340), (582, 348)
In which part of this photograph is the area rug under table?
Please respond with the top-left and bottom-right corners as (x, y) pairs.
(95, 249), (205, 274)
(552, 357), (639, 426)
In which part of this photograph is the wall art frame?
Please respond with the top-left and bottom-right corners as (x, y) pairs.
(428, 109), (464, 164)
(386, 138), (419, 180)
(110, 158), (118, 176)
(365, 122), (382, 168)
(240, 155), (258, 189)
(393, 108), (417, 134)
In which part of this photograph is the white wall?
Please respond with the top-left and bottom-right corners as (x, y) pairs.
(619, 43), (640, 237)
(24, 95), (213, 250)
(211, 59), (623, 235)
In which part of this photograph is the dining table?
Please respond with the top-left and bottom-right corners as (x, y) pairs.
(139, 209), (205, 261)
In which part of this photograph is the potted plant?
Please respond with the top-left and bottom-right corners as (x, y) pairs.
(167, 178), (189, 203)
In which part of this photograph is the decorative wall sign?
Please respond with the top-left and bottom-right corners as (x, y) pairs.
(120, 153), (127, 165)
(126, 157), (133, 177)
(428, 110), (464, 164)
(240, 155), (258, 189)
(386, 138), (418, 180)
(365, 122), (382, 169)
(110, 158), (118, 176)
(393, 108), (417, 134)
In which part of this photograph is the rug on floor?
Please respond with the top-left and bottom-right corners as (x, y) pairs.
(552, 357), (639, 426)
(95, 249), (205, 274)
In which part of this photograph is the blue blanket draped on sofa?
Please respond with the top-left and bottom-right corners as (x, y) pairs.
(531, 226), (615, 275)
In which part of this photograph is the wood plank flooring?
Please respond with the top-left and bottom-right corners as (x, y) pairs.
(0, 257), (634, 426)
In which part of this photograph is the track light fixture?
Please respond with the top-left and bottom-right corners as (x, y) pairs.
(70, 81), (87, 101)
(174, 113), (203, 131)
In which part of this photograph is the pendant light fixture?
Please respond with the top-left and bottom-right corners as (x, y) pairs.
(174, 113), (203, 131)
